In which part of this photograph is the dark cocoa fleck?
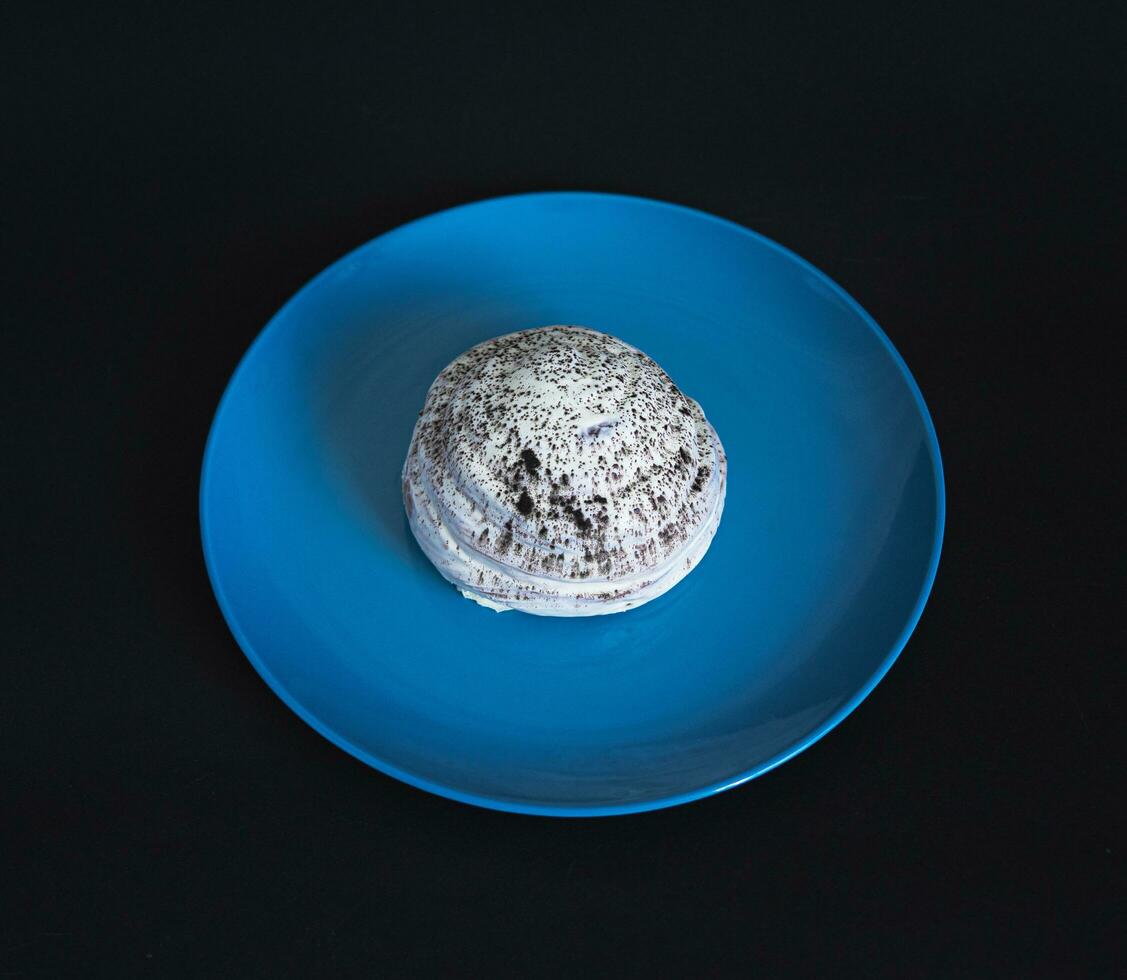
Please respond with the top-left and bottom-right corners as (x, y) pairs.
(520, 448), (541, 474)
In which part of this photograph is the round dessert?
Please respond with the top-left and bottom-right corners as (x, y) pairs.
(402, 326), (727, 616)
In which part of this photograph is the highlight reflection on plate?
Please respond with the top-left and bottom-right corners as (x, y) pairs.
(200, 192), (944, 816)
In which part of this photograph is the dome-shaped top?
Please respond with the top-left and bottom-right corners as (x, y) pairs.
(404, 326), (726, 614)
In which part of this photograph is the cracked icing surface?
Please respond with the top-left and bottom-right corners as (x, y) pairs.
(402, 326), (727, 615)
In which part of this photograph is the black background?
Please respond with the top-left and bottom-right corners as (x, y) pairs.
(4, 2), (1123, 976)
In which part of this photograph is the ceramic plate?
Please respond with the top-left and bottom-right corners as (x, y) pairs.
(200, 192), (944, 816)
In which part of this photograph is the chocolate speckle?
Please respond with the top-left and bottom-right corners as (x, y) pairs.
(520, 448), (541, 474)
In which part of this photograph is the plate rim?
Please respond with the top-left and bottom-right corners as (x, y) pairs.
(199, 190), (946, 817)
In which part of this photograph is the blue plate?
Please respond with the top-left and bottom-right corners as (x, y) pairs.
(200, 192), (944, 816)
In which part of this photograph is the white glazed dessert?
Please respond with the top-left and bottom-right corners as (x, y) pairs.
(402, 326), (726, 616)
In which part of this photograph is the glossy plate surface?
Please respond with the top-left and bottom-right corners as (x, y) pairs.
(201, 192), (944, 816)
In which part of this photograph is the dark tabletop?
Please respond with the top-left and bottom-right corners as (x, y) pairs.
(4, 2), (1122, 976)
